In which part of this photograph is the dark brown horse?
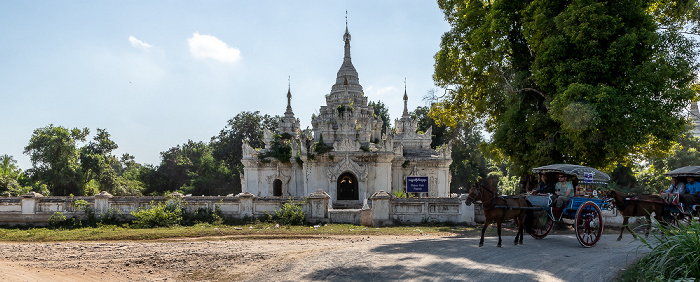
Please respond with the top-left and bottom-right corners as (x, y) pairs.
(465, 184), (530, 247)
(606, 190), (668, 241)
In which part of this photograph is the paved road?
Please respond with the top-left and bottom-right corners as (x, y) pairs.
(248, 234), (648, 282)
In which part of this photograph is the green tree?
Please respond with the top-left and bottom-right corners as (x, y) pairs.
(149, 140), (234, 196)
(411, 106), (492, 193)
(411, 106), (450, 149)
(0, 155), (34, 196)
(24, 125), (89, 196)
(24, 125), (146, 196)
(369, 100), (392, 136)
(636, 130), (700, 194)
(80, 128), (121, 195)
(432, 0), (699, 177)
(210, 111), (279, 194)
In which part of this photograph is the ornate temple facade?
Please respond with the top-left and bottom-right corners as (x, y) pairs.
(241, 26), (452, 207)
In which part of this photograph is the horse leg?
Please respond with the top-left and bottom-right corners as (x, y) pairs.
(513, 215), (523, 245)
(618, 216), (628, 241)
(479, 219), (490, 247)
(496, 221), (502, 248)
(518, 214), (525, 245)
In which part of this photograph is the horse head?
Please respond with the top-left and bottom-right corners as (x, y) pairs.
(465, 184), (482, 206)
(605, 190), (626, 208)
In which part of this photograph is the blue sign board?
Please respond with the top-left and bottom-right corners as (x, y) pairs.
(584, 172), (593, 184)
(406, 176), (429, 193)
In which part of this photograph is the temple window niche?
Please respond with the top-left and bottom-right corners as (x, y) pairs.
(273, 179), (283, 197)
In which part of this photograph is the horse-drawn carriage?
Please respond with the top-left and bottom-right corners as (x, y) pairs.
(466, 164), (700, 248)
(527, 164), (613, 247)
(662, 166), (700, 220)
(465, 164), (612, 248)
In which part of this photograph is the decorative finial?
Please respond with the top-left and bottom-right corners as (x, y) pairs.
(346, 10), (348, 28)
(403, 78), (409, 116)
(285, 75), (293, 115)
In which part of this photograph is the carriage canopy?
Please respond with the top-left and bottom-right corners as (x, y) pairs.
(663, 166), (700, 178)
(532, 164), (610, 185)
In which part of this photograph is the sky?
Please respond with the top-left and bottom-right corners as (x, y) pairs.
(0, 1), (452, 169)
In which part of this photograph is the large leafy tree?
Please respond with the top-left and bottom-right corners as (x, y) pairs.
(24, 125), (146, 196)
(148, 140), (233, 196)
(0, 155), (36, 196)
(24, 125), (89, 196)
(210, 111), (279, 193)
(432, 0), (699, 177)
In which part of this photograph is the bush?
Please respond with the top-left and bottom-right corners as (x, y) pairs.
(181, 206), (223, 226)
(130, 200), (183, 228)
(622, 219), (700, 281)
(47, 212), (67, 228)
(270, 199), (305, 226)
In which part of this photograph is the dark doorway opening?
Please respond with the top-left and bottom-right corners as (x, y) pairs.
(273, 179), (283, 197)
(337, 172), (359, 200)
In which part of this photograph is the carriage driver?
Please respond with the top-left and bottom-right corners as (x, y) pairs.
(532, 174), (554, 194)
(554, 174), (574, 208)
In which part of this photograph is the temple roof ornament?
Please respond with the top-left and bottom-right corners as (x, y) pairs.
(279, 79), (300, 137)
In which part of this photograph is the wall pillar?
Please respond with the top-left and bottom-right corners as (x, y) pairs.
(459, 194), (475, 225)
(307, 189), (330, 223)
(94, 191), (113, 216)
(237, 192), (255, 218)
(370, 190), (391, 226)
(21, 191), (43, 215)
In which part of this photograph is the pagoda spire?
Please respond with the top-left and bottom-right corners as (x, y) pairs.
(333, 11), (359, 88)
(343, 11), (352, 62)
(285, 76), (293, 115)
(403, 78), (409, 117)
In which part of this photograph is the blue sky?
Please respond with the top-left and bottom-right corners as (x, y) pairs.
(0, 1), (451, 169)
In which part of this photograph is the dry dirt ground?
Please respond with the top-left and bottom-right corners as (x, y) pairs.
(0, 233), (648, 282)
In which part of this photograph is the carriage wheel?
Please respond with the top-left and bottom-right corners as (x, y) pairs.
(575, 201), (603, 248)
(529, 210), (553, 239)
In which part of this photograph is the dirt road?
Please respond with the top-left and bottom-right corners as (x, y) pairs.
(0, 234), (647, 281)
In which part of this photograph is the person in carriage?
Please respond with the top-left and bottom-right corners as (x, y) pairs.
(683, 176), (700, 210)
(664, 177), (686, 194)
(533, 174), (555, 194)
(554, 174), (574, 208)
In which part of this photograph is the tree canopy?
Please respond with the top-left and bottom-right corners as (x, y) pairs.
(210, 111), (279, 193)
(431, 0), (699, 175)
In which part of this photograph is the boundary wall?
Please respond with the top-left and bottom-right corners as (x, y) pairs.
(0, 190), (631, 227)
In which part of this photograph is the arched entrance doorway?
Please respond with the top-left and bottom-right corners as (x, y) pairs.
(337, 172), (358, 200)
(273, 179), (283, 196)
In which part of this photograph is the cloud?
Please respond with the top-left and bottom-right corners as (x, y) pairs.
(365, 85), (397, 98)
(187, 32), (241, 63)
(129, 36), (152, 50)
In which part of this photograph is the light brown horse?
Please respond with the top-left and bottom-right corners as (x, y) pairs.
(465, 184), (530, 247)
(606, 190), (668, 241)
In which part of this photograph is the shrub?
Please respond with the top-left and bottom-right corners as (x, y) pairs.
(271, 199), (305, 226)
(622, 219), (700, 281)
(130, 200), (183, 228)
(47, 212), (67, 228)
(181, 206), (223, 226)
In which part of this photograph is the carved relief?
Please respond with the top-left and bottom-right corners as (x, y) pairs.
(327, 155), (368, 181)
(266, 164), (291, 185)
(333, 138), (360, 152)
